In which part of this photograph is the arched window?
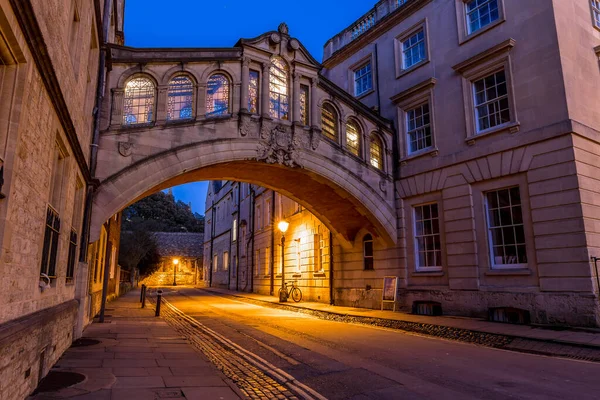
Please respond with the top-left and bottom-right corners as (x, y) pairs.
(370, 134), (384, 170)
(123, 76), (155, 125)
(363, 234), (374, 270)
(167, 75), (194, 121)
(269, 57), (289, 120)
(206, 74), (230, 117)
(346, 119), (361, 157)
(321, 103), (338, 141)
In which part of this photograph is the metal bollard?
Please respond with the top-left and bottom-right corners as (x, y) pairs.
(155, 290), (163, 317)
(141, 285), (146, 309)
(140, 284), (146, 303)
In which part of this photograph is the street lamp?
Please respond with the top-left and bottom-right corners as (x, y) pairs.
(173, 258), (179, 286)
(278, 220), (289, 302)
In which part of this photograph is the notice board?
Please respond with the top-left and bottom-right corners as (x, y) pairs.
(381, 276), (398, 311)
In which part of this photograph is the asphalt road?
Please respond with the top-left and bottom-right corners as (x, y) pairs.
(160, 287), (600, 400)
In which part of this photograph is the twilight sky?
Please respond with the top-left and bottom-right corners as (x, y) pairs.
(124, 0), (372, 214)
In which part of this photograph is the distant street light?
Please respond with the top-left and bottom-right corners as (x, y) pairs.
(173, 258), (179, 286)
(278, 221), (289, 302)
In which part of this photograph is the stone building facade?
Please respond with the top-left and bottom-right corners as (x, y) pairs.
(204, 181), (333, 302)
(322, 0), (600, 325)
(0, 1), (125, 399)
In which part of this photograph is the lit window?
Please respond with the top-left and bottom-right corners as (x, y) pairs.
(265, 247), (271, 276)
(300, 85), (309, 126)
(402, 30), (426, 69)
(485, 187), (527, 268)
(473, 70), (510, 132)
(592, 1), (600, 28)
(248, 70), (259, 114)
(363, 234), (374, 270)
(354, 63), (372, 96)
(414, 203), (442, 271)
(206, 74), (230, 117)
(123, 77), (155, 125)
(321, 103), (338, 141)
(167, 76), (193, 121)
(346, 120), (361, 156)
(406, 103), (432, 154)
(466, 0), (499, 34)
(255, 250), (260, 277)
(269, 57), (289, 120)
(232, 219), (237, 242)
(213, 254), (218, 272)
(370, 135), (383, 170)
(223, 252), (229, 271)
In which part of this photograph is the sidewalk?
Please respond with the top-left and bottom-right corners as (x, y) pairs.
(203, 287), (600, 350)
(30, 290), (241, 400)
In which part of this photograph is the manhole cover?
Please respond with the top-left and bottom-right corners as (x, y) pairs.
(32, 371), (85, 394)
(71, 338), (101, 347)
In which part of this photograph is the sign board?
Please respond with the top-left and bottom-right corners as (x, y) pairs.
(381, 276), (398, 311)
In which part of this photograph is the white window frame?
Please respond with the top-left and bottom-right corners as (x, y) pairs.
(472, 69), (511, 134)
(591, 0), (600, 29)
(484, 186), (528, 270)
(406, 102), (433, 155)
(354, 62), (373, 97)
(455, 0), (505, 45)
(465, 0), (500, 35)
(402, 29), (426, 70)
(413, 203), (443, 272)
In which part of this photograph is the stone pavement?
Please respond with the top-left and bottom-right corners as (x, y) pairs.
(202, 287), (600, 359)
(29, 290), (242, 400)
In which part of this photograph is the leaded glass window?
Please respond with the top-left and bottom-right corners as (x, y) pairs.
(473, 70), (510, 132)
(407, 103), (432, 154)
(414, 203), (442, 271)
(402, 30), (426, 69)
(370, 135), (383, 170)
(592, 0), (600, 28)
(269, 57), (289, 120)
(167, 76), (194, 121)
(248, 70), (259, 114)
(123, 77), (155, 125)
(346, 120), (360, 156)
(466, 0), (499, 34)
(354, 63), (372, 96)
(321, 103), (338, 141)
(206, 74), (230, 117)
(485, 186), (527, 268)
(300, 84), (309, 126)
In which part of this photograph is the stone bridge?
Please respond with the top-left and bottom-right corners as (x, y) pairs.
(91, 24), (397, 248)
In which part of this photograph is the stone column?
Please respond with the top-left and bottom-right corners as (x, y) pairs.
(292, 71), (301, 124)
(240, 57), (250, 113)
(110, 89), (124, 127)
(197, 83), (206, 118)
(155, 85), (168, 124)
(261, 62), (271, 119)
(310, 78), (319, 129)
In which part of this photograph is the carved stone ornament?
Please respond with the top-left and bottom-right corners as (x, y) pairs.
(379, 179), (387, 193)
(118, 141), (133, 157)
(288, 39), (300, 51)
(257, 124), (301, 168)
(269, 33), (281, 44)
(239, 113), (258, 138)
(278, 22), (289, 35)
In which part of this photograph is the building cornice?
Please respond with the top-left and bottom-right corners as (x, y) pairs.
(390, 77), (437, 104)
(108, 44), (242, 64)
(322, 0), (432, 69)
(452, 38), (516, 74)
(9, 0), (92, 183)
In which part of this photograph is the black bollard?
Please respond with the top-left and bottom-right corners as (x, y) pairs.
(140, 284), (146, 302)
(141, 285), (146, 309)
(155, 290), (163, 317)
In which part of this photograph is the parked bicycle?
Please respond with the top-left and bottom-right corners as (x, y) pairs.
(278, 281), (302, 302)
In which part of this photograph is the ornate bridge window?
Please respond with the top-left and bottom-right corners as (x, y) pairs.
(269, 57), (289, 120)
(346, 119), (361, 157)
(206, 73), (230, 117)
(167, 75), (194, 121)
(123, 76), (155, 125)
(300, 84), (309, 126)
(248, 70), (259, 114)
(321, 103), (338, 141)
(370, 134), (384, 170)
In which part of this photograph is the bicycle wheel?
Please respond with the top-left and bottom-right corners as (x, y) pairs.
(278, 287), (287, 302)
(291, 287), (302, 302)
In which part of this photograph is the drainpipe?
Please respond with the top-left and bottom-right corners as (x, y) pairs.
(329, 231), (334, 306)
(209, 201), (215, 287)
(374, 43), (382, 115)
(79, 0), (113, 262)
(592, 256), (600, 296)
(249, 186), (256, 292)
(235, 184), (241, 291)
(270, 191), (276, 296)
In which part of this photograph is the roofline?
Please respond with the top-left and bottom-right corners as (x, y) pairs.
(237, 31), (322, 68)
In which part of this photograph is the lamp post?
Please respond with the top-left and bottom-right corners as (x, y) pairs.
(173, 258), (179, 286)
(278, 220), (289, 302)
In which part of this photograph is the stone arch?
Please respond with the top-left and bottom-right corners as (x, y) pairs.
(161, 65), (199, 86)
(117, 65), (160, 89)
(90, 141), (397, 248)
(199, 65), (237, 86)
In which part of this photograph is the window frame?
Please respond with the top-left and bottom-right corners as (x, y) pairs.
(406, 102), (433, 156)
(413, 203), (443, 272)
(166, 74), (195, 122)
(345, 118), (363, 158)
(348, 55), (376, 99)
(269, 57), (290, 120)
(394, 20), (430, 78)
(591, 0), (600, 31)
(472, 69), (510, 134)
(320, 102), (340, 143)
(363, 234), (374, 271)
(206, 73), (231, 118)
(353, 62), (373, 97)
(248, 69), (260, 114)
(455, 0), (505, 45)
(369, 133), (385, 172)
(122, 75), (157, 126)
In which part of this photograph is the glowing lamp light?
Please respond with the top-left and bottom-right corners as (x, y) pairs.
(173, 258), (179, 265)
(278, 221), (289, 233)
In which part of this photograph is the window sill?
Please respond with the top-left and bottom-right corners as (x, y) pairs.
(205, 114), (232, 121)
(313, 272), (326, 278)
(396, 59), (430, 79)
(165, 118), (196, 126)
(355, 88), (375, 101)
(465, 121), (520, 145)
(485, 268), (531, 277)
(459, 18), (505, 46)
(411, 270), (444, 277)
(400, 147), (439, 164)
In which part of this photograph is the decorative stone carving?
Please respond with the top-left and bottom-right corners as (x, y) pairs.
(288, 39), (300, 51)
(257, 124), (302, 168)
(278, 22), (289, 35)
(269, 33), (281, 45)
(379, 179), (387, 193)
(118, 141), (133, 157)
(260, 119), (272, 140)
(239, 113), (258, 138)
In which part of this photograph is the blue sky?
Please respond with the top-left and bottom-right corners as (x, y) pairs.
(124, 0), (373, 214)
